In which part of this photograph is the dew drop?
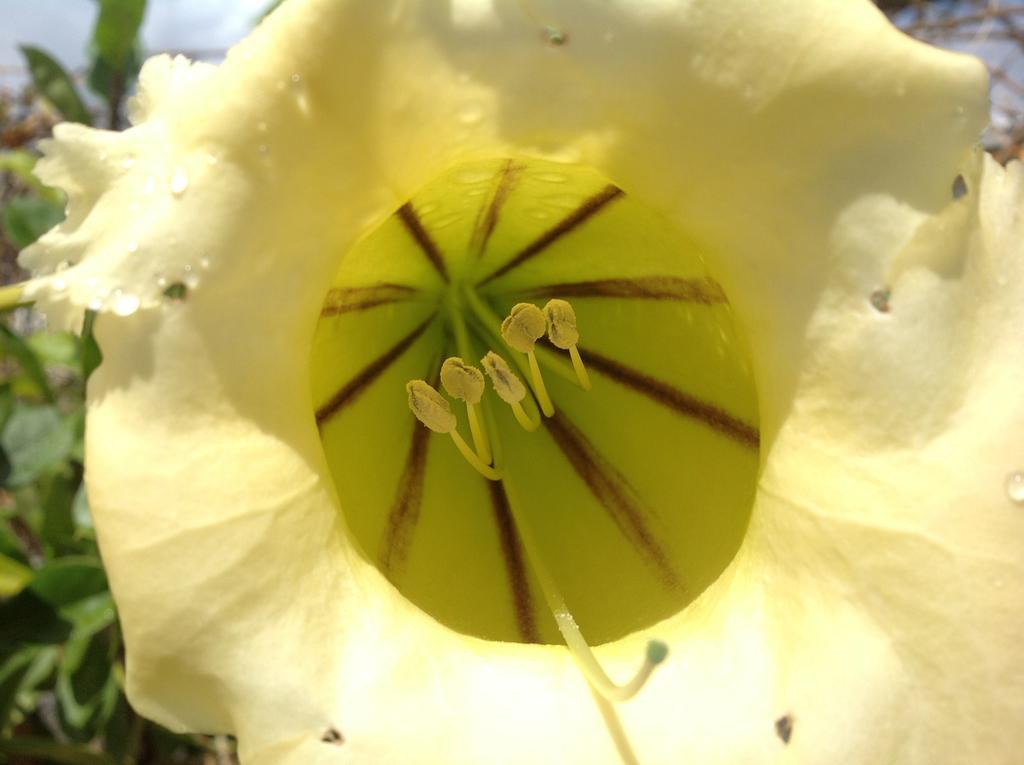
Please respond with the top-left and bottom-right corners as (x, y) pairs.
(51, 277), (67, 292)
(127, 241), (139, 255)
(122, 157), (136, 170)
(455, 168), (492, 185)
(1006, 471), (1024, 504)
(199, 257), (211, 269)
(143, 177), (156, 195)
(170, 167), (189, 196)
(535, 171), (569, 184)
(258, 144), (270, 156)
(290, 73), (302, 85)
(88, 297), (103, 312)
(430, 212), (462, 230)
(206, 153), (219, 166)
(112, 291), (141, 317)
(458, 104), (483, 125)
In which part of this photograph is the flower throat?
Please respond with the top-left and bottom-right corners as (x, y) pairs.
(310, 158), (760, 670)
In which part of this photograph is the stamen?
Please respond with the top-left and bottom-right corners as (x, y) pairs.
(406, 380), (500, 480)
(543, 298), (591, 391)
(501, 475), (668, 703)
(441, 357), (492, 464)
(500, 303), (554, 417)
(481, 351), (539, 432)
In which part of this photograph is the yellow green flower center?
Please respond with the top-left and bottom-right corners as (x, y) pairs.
(310, 157), (760, 647)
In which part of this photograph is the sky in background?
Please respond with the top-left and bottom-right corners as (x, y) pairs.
(0, 0), (266, 84)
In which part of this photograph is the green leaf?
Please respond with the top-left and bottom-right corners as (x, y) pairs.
(91, 0), (147, 72)
(2, 195), (66, 249)
(257, 0), (285, 22)
(0, 404), (76, 487)
(81, 311), (103, 380)
(0, 737), (115, 765)
(0, 150), (64, 204)
(0, 325), (54, 402)
(28, 332), (81, 368)
(40, 470), (78, 552)
(57, 629), (113, 733)
(0, 647), (37, 730)
(72, 484), (94, 532)
(0, 590), (73, 649)
(0, 553), (32, 597)
(18, 46), (92, 125)
(86, 45), (142, 101)
(30, 557), (108, 610)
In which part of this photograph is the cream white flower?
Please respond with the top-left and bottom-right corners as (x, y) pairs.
(16, 1), (1024, 763)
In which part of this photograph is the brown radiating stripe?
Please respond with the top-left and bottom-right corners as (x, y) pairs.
(379, 418), (432, 578)
(470, 159), (523, 258)
(487, 479), (541, 643)
(515, 276), (727, 305)
(377, 353), (447, 578)
(320, 283), (420, 317)
(543, 410), (679, 588)
(477, 184), (624, 286)
(314, 315), (434, 427)
(581, 347), (760, 449)
(396, 202), (449, 283)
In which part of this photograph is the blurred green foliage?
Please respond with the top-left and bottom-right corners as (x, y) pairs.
(0, 1), (241, 762)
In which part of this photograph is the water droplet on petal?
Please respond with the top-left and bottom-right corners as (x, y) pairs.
(1006, 471), (1024, 504)
(170, 167), (189, 196)
(127, 241), (139, 254)
(122, 157), (136, 170)
(88, 297), (103, 311)
(143, 177), (156, 195)
(112, 292), (141, 317)
(51, 277), (67, 292)
(535, 171), (569, 183)
(458, 104), (483, 125)
(455, 168), (492, 185)
(258, 144), (270, 156)
(199, 257), (211, 269)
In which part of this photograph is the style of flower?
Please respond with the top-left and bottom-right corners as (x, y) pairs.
(14, 1), (1024, 763)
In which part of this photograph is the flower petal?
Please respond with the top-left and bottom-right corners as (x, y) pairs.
(24, 0), (1016, 762)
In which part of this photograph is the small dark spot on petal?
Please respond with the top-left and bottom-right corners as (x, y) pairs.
(952, 174), (968, 200)
(870, 288), (891, 313)
(544, 25), (568, 46)
(321, 727), (344, 745)
(775, 714), (794, 744)
(163, 282), (188, 302)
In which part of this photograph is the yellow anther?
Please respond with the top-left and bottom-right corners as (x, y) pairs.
(441, 357), (491, 464)
(441, 357), (485, 404)
(543, 298), (591, 391)
(482, 352), (539, 432)
(481, 352), (525, 404)
(406, 380), (456, 433)
(407, 379), (500, 480)
(500, 302), (546, 353)
(500, 303), (554, 417)
(543, 299), (579, 348)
